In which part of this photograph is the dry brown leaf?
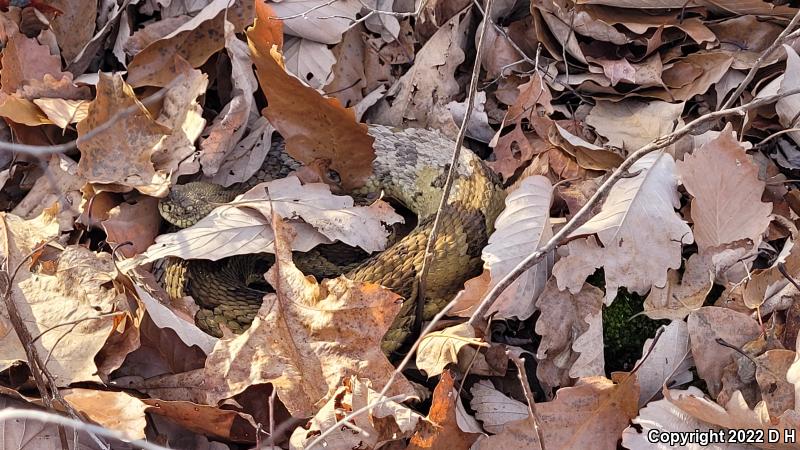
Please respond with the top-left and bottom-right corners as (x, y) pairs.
(475, 374), (639, 449)
(643, 253), (713, 320)
(452, 175), (553, 319)
(687, 307), (761, 397)
(652, 51), (734, 102)
(0, 396), (109, 449)
(668, 388), (800, 449)
(290, 376), (422, 449)
(0, 28), (64, 95)
(407, 370), (481, 449)
(556, 152), (692, 303)
(371, 9), (471, 130)
(777, 45), (800, 147)
(416, 323), (487, 377)
(136, 176), (402, 265)
(535, 279), (605, 391)
(199, 19), (260, 179)
(271, 0), (363, 44)
(469, 379), (530, 433)
(32, 98), (89, 128)
(489, 73), (554, 179)
(247, 0), (375, 190)
(678, 125), (772, 252)
(76, 73), (171, 196)
(202, 215), (414, 417)
(633, 321), (694, 408)
(102, 196), (161, 258)
(755, 350), (796, 418)
(126, 0), (229, 87)
(622, 386), (750, 450)
(742, 240), (800, 310)
(12, 154), (85, 232)
(63, 388), (149, 440)
(586, 100), (684, 152)
(0, 213), (124, 385)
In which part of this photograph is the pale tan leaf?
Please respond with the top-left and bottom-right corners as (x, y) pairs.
(209, 117), (275, 187)
(200, 20), (260, 178)
(76, 73), (171, 196)
(271, 0), (362, 44)
(643, 253), (713, 320)
(202, 215), (414, 417)
(535, 279), (604, 390)
(452, 176), (553, 319)
(754, 350), (796, 418)
(622, 387), (752, 450)
(469, 380), (530, 433)
(0, 213), (123, 385)
(552, 236), (603, 294)
(687, 307), (761, 397)
(777, 45), (800, 147)
(63, 389), (149, 441)
(677, 125), (772, 251)
(290, 376), (422, 450)
(586, 100), (684, 152)
(559, 152), (693, 303)
(283, 36), (336, 89)
(0, 397), (106, 449)
(667, 388), (800, 449)
(136, 176), (402, 264)
(371, 9), (471, 129)
(416, 323), (487, 377)
(32, 98), (89, 129)
(634, 321), (694, 407)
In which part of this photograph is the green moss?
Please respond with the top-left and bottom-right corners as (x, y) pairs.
(603, 288), (669, 373)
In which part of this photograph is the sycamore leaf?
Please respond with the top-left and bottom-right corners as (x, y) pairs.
(76, 73), (171, 196)
(202, 215), (414, 417)
(677, 125), (771, 251)
(135, 176), (402, 265)
(0, 213), (123, 385)
(556, 152), (693, 303)
(416, 323), (487, 377)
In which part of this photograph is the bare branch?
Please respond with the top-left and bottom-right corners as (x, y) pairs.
(468, 86), (800, 326)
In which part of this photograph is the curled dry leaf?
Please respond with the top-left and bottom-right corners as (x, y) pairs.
(469, 379), (530, 433)
(290, 376), (422, 450)
(370, 9), (471, 130)
(687, 307), (761, 397)
(667, 387), (800, 449)
(622, 386), (751, 450)
(202, 215), (414, 417)
(535, 279), (605, 391)
(407, 369), (481, 449)
(0, 212), (124, 385)
(556, 152), (693, 303)
(416, 322), (486, 377)
(452, 175), (553, 320)
(247, 1), (374, 191)
(136, 176), (402, 265)
(63, 388), (149, 441)
(633, 320), (694, 407)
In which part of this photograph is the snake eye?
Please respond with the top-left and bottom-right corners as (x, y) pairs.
(326, 169), (341, 185)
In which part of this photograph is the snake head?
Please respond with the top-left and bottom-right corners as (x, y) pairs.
(158, 181), (239, 228)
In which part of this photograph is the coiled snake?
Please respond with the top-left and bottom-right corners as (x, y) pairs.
(159, 125), (506, 355)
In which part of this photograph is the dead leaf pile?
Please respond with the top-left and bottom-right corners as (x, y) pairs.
(1, 0), (800, 448)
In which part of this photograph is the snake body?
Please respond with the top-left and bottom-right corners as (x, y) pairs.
(159, 125), (506, 354)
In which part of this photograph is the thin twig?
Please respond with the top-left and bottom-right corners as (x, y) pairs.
(304, 394), (410, 449)
(721, 9), (800, 109)
(415, 0), (495, 334)
(507, 351), (545, 450)
(0, 75), (184, 157)
(467, 86), (800, 327)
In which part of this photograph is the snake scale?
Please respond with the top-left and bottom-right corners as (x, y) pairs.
(158, 125), (506, 355)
